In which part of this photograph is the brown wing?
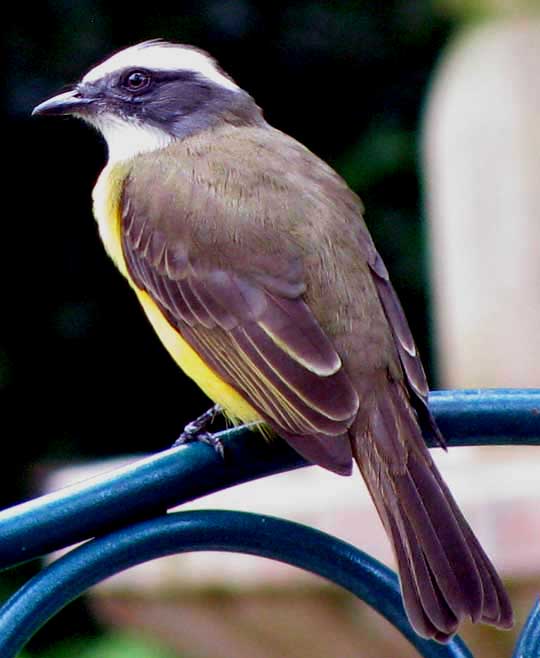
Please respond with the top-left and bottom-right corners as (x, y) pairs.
(345, 214), (444, 448)
(366, 248), (445, 447)
(120, 155), (360, 474)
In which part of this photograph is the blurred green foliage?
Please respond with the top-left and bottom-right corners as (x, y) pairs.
(24, 632), (180, 658)
(4, 1), (455, 655)
(435, 0), (540, 22)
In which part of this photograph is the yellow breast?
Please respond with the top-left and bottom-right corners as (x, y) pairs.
(91, 162), (261, 425)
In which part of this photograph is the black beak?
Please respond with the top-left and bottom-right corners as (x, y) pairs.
(32, 88), (95, 117)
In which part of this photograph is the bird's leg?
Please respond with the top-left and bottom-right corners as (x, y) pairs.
(173, 404), (224, 457)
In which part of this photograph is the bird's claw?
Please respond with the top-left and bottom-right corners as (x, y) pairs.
(172, 405), (224, 458)
(173, 429), (224, 458)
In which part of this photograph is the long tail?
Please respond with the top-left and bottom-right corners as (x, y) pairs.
(351, 377), (513, 642)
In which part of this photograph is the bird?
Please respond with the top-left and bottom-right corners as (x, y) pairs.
(33, 40), (513, 641)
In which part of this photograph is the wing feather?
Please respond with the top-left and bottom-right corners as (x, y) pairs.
(364, 243), (445, 448)
(258, 296), (342, 376)
(176, 279), (215, 329)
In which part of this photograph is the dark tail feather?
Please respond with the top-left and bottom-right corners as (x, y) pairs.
(351, 379), (513, 642)
(435, 467), (514, 628)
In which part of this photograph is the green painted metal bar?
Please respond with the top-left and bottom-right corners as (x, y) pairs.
(0, 511), (472, 658)
(513, 600), (540, 658)
(0, 389), (537, 657)
(0, 389), (538, 571)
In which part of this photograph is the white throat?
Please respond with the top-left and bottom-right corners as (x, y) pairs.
(89, 113), (173, 164)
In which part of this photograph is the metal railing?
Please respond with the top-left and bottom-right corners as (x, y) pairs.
(0, 389), (539, 657)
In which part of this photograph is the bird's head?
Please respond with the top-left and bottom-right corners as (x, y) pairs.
(33, 40), (263, 162)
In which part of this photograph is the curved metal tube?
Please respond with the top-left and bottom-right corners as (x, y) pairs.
(0, 510), (472, 658)
(0, 389), (538, 656)
(0, 389), (538, 571)
(429, 389), (540, 446)
(513, 600), (540, 658)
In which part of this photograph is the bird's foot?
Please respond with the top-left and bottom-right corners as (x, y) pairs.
(173, 405), (224, 458)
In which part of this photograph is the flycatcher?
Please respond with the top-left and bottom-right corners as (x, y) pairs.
(33, 40), (512, 641)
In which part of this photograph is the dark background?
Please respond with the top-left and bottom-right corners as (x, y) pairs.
(4, 2), (454, 654)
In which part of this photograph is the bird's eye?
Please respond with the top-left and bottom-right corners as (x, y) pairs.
(122, 70), (152, 92)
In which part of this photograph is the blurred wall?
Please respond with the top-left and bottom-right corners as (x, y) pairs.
(424, 17), (540, 387)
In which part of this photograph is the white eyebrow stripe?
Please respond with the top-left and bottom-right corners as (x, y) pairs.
(82, 42), (240, 92)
